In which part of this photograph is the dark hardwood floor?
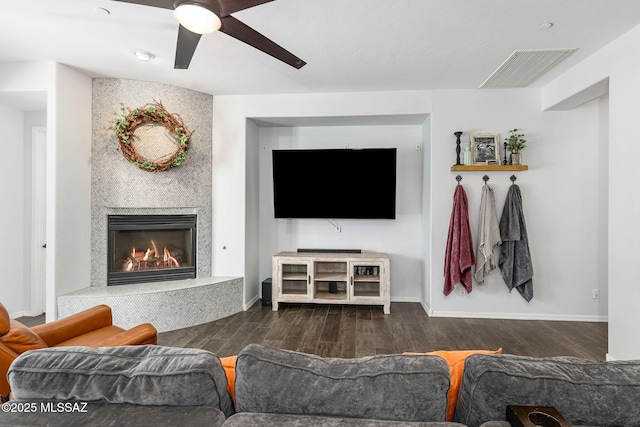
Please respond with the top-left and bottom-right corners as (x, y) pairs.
(156, 302), (608, 360)
(15, 313), (45, 328)
(17, 302), (607, 360)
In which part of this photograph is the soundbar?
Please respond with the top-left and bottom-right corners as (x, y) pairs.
(297, 248), (362, 254)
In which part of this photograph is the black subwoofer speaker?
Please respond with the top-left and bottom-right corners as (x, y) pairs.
(262, 278), (272, 306)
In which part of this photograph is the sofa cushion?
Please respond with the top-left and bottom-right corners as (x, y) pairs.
(0, 402), (226, 427)
(224, 412), (467, 426)
(7, 345), (234, 417)
(235, 344), (451, 422)
(454, 353), (640, 427)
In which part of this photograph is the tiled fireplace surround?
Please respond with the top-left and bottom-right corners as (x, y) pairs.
(57, 79), (242, 332)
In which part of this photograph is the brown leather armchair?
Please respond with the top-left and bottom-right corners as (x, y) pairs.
(0, 303), (157, 399)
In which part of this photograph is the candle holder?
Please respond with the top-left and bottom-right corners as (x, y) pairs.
(503, 142), (508, 165)
(454, 131), (463, 165)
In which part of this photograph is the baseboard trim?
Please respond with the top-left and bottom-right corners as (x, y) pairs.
(238, 295), (605, 323)
(244, 294), (260, 311)
(390, 296), (421, 303)
(9, 310), (29, 319)
(420, 300), (433, 316)
(9, 309), (46, 319)
(430, 310), (608, 322)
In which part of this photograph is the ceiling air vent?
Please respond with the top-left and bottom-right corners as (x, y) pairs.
(480, 48), (577, 88)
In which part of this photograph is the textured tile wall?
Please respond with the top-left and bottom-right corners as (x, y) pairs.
(91, 79), (213, 286)
(58, 277), (243, 332)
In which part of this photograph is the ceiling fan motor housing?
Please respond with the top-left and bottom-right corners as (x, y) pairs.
(115, 0), (306, 69)
(173, 0), (222, 34)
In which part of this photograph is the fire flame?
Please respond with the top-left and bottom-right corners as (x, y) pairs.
(164, 247), (180, 268)
(123, 240), (181, 272)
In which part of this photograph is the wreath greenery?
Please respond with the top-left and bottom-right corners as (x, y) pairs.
(111, 101), (192, 172)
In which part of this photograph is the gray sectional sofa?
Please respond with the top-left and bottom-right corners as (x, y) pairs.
(2, 343), (640, 427)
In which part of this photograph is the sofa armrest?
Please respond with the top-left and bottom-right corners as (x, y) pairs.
(32, 305), (113, 346)
(93, 324), (158, 346)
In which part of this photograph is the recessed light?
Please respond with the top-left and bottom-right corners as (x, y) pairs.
(539, 22), (554, 30)
(96, 7), (111, 16)
(134, 50), (155, 62)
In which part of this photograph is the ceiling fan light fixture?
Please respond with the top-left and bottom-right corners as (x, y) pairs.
(174, 2), (221, 34)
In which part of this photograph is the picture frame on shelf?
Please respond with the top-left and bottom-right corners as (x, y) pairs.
(470, 133), (500, 165)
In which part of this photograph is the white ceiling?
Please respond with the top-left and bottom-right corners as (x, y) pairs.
(2, 0), (640, 102)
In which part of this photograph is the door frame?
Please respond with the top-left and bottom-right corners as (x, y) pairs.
(30, 126), (47, 316)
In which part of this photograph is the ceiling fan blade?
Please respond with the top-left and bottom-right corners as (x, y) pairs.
(110, 0), (175, 10)
(219, 16), (305, 68)
(175, 25), (202, 69)
(212, 0), (275, 17)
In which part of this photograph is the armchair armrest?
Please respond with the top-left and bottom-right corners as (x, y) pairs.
(92, 324), (158, 346)
(0, 342), (19, 398)
(32, 305), (113, 346)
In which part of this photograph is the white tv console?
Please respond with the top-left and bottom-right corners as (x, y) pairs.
(271, 251), (390, 314)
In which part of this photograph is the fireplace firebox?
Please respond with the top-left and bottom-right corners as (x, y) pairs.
(107, 214), (196, 286)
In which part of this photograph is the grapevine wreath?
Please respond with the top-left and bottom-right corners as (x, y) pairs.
(112, 101), (192, 172)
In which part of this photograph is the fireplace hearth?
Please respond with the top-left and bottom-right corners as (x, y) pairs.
(107, 214), (196, 286)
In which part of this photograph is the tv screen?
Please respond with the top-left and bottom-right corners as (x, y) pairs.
(272, 148), (396, 219)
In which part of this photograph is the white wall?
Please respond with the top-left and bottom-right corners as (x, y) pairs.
(214, 88), (608, 322)
(212, 91), (432, 306)
(0, 63), (53, 317)
(0, 62), (91, 321)
(427, 89), (607, 322)
(257, 124), (424, 300)
(0, 105), (25, 315)
(607, 38), (640, 361)
(245, 119), (260, 307)
(21, 111), (47, 316)
(49, 64), (92, 317)
(0, 107), (46, 318)
(421, 118), (432, 309)
(542, 24), (640, 360)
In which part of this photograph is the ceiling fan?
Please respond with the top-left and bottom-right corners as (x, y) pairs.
(111, 0), (306, 70)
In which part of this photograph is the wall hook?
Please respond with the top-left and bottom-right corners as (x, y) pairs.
(456, 175), (462, 185)
(483, 175), (489, 183)
(510, 175), (517, 184)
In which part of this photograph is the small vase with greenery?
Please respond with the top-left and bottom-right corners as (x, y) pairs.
(505, 129), (526, 165)
(505, 129), (526, 152)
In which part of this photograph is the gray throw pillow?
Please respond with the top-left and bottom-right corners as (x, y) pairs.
(454, 353), (640, 427)
(235, 344), (450, 422)
(8, 345), (234, 417)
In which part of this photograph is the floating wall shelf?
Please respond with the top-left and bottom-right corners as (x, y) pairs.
(451, 165), (528, 172)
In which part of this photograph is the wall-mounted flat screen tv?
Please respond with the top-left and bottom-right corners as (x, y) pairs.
(272, 148), (396, 219)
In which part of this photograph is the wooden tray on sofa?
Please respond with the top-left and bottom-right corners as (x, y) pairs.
(506, 405), (572, 427)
